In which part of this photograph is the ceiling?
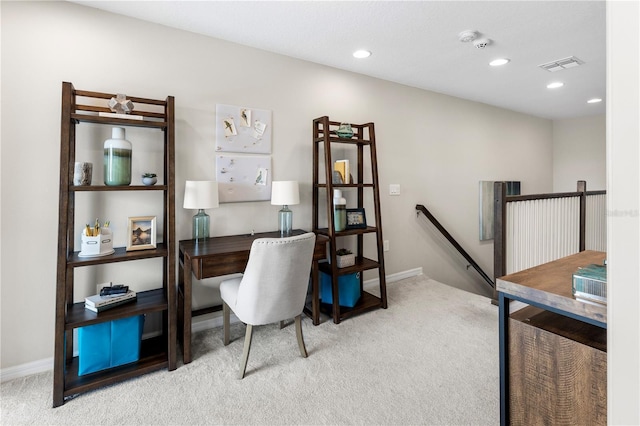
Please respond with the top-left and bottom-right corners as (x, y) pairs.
(72, 1), (606, 120)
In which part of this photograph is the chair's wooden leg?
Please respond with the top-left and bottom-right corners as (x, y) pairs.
(239, 324), (253, 379)
(294, 315), (308, 358)
(223, 302), (230, 346)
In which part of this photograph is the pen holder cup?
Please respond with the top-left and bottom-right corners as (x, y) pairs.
(80, 228), (113, 257)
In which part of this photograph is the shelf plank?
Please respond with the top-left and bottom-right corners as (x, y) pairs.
(318, 257), (380, 275)
(68, 244), (168, 266)
(316, 183), (375, 189)
(65, 289), (168, 329)
(63, 335), (168, 399)
(314, 226), (378, 237)
(70, 113), (166, 129)
(71, 185), (168, 192)
(318, 291), (383, 321)
(313, 136), (373, 145)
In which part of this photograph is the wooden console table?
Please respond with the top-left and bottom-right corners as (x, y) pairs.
(497, 250), (607, 426)
(178, 229), (327, 364)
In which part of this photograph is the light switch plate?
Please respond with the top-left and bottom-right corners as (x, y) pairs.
(389, 184), (400, 196)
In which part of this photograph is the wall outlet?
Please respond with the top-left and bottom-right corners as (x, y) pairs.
(389, 184), (400, 196)
(383, 240), (390, 251)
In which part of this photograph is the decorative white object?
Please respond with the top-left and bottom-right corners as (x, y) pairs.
(73, 162), (93, 186)
(184, 181), (219, 241)
(271, 181), (300, 237)
(108, 93), (134, 114)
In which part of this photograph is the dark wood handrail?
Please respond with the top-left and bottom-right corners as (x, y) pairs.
(416, 204), (495, 289)
(504, 189), (605, 203)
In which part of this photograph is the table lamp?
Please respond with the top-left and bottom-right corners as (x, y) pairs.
(271, 181), (300, 237)
(183, 180), (219, 241)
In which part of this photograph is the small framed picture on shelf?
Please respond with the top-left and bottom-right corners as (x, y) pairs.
(346, 208), (367, 229)
(126, 216), (157, 251)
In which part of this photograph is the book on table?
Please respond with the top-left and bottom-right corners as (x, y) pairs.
(85, 290), (137, 308)
(572, 263), (607, 305)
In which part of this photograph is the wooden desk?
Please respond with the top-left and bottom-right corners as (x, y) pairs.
(178, 229), (327, 364)
(497, 250), (607, 425)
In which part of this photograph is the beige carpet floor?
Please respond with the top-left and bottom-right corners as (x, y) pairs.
(1, 276), (499, 425)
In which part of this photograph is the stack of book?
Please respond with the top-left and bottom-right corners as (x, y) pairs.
(572, 263), (607, 305)
(85, 289), (137, 313)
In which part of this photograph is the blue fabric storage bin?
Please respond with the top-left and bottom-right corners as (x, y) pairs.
(78, 315), (144, 376)
(320, 272), (361, 307)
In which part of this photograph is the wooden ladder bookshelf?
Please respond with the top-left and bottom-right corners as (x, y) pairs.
(311, 116), (387, 324)
(53, 82), (176, 406)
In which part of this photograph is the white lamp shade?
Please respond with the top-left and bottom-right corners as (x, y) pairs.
(271, 181), (300, 206)
(183, 181), (219, 209)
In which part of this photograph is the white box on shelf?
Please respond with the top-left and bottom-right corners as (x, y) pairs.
(79, 228), (114, 257)
(336, 253), (355, 268)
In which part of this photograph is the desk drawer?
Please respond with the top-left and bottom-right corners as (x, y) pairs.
(185, 234), (326, 280)
(193, 253), (249, 279)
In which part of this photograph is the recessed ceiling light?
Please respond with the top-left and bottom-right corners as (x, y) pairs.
(547, 82), (564, 89)
(489, 58), (510, 66)
(587, 98), (603, 104)
(353, 50), (371, 59)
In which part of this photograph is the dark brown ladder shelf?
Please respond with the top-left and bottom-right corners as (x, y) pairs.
(309, 116), (387, 324)
(53, 82), (177, 407)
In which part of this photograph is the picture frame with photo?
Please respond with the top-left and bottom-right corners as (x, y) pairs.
(126, 216), (157, 251)
(346, 208), (367, 229)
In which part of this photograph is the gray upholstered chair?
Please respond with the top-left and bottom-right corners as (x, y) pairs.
(219, 232), (316, 379)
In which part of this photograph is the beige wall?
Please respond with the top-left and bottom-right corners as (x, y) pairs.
(2, 1), (561, 369)
(553, 114), (606, 192)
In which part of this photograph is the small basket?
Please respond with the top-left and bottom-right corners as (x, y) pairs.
(336, 253), (355, 268)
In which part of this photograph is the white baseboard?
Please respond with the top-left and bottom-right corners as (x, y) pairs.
(192, 312), (236, 333)
(364, 267), (423, 289)
(192, 267), (424, 333)
(1, 267), (423, 383)
(1, 358), (54, 383)
(0, 330), (164, 384)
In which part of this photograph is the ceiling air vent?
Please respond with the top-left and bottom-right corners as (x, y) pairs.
(538, 56), (584, 72)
